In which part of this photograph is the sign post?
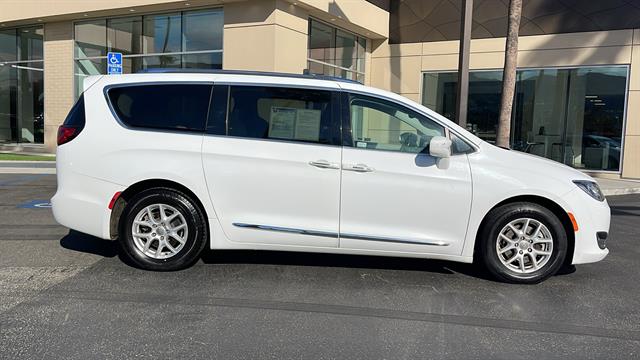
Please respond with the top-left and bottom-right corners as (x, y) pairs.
(107, 52), (123, 75)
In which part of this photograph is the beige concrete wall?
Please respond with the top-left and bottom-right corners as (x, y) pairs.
(223, 0), (308, 74)
(622, 29), (640, 179)
(370, 29), (640, 178)
(290, 0), (388, 39)
(43, 21), (75, 153)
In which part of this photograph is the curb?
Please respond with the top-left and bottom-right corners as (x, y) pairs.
(0, 168), (56, 174)
(0, 161), (56, 170)
(603, 188), (640, 196)
(0, 160), (55, 164)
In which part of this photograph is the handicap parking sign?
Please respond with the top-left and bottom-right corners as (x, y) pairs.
(107, 52), (123, 75)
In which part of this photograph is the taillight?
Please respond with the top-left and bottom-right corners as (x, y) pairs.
(59, 94), (86, 146)
(57, 125), (81, 146)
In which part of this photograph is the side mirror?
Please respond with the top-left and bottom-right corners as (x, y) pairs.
(429, 136), (452, 158)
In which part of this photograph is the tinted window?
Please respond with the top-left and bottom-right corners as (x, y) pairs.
(227, 86), (337, 145)
(451, 134), (474, 154)
(108, 84), (212, 131)
(63, 94), (86, 127)
(348, 94), (444, 154)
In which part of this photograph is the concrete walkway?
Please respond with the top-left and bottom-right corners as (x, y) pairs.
(1, 160), (639, 196)
(596, 177), (640, 196)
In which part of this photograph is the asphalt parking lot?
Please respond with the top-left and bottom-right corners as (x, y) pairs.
(0, 173), (639, 359)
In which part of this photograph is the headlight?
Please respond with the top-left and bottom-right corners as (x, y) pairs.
(573, 180), (605, 202)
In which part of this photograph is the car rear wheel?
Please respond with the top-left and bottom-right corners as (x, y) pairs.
(119, 187), (207, 271)
(478, 202), (568, 284)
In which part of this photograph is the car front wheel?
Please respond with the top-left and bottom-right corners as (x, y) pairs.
(478, 202), (568, 284)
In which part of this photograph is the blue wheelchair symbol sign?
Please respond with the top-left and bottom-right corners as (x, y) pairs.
(107, 52), (123, 75)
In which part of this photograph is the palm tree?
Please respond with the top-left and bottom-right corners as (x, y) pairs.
(496, 0), (523, 148)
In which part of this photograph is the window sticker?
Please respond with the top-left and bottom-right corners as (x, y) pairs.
(294, 109), (322, 142)
(268, 107), (296, 139)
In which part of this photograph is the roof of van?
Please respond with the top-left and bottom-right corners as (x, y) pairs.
(136, 68), (362, 84)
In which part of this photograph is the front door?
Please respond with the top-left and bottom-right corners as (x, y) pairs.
(338, 93), (473, 255)
(202, 85), (342, 247)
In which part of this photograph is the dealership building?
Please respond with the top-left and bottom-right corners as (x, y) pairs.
(0, 0), (639, 179)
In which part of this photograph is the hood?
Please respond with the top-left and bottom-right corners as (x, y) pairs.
(480, 142), (595, 183)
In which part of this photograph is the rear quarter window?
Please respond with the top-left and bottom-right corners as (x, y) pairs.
(107, 84), (212, 132)
(63, 94), (86, 127)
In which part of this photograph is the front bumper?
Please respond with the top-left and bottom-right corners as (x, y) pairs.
(563, 188), (611, 264)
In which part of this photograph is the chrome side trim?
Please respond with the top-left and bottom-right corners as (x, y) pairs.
(232, 223), (449, 246)
(340, 233), (450, 246)
(233, 223), (339, 238)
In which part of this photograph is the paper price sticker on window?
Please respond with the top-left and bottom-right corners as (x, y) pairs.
(268, 107), (296, 139)
(268, 107), (322, 142)
(294, 109), (321, 141)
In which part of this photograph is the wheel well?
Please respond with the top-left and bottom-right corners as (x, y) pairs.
(474, 195), (575, 265)
(109, 179), (209, 240)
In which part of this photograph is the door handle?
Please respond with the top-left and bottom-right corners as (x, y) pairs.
(344, 163), (374, 173)
(309, 160), (340, 169)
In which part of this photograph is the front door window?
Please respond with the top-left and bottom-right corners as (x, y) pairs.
(349, 94), (445, 154)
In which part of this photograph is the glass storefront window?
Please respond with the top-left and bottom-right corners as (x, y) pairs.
(512, 67), (627, 171)
(75, 20), (106, 58)
(143, 13), (181, 54)
(0, 26), (44, 144)
(107, 16), (142, 56)
(74, 8), (223, 97)
(421, 66), (628, 172)
(307, 19), (366, 83)
(183, 9), (224, 51)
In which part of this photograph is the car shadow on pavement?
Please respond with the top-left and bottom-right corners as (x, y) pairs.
(58, 231), (575, 282)
(201, 249), (497, 281)
(60, 230), (118, 258)
(610, 205), (640, 217)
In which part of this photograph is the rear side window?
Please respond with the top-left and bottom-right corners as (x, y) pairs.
(227, 86), (338, 145)
(63, 94), (86, 127)
(107, 84), (212, 132)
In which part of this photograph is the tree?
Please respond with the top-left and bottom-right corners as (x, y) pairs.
(496, 0), (523, 148)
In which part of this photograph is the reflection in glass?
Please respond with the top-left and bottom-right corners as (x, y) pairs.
(335, 29), (355, 72)
(74, 8), (224, 97)
(422, 71), (502, 142)
(75, 58), (105, 97)
(0, 27), (44, 144)
(512, 69), (570, 162)
(421, 66), (628, 171)
(142, 54), (181, 69)
(143, 13), (181, 54)
(107, 17), (142, 55)
(0, 64), (16, 143)
(18, 27), (43, 60)
(511, 68), (627, 170)
(182, 52), (222, 69)
(308, 20), (334, 66)
(183, 9), (223, 51)
(0, 29), (17, 62)
(307, 19), (366, 82)
(75, 20), (107, 58)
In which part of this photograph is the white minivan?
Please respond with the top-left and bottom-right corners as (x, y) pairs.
(52, 70), (610, 283)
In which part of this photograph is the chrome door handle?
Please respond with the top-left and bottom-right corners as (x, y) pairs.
(309, 160), (340, 169)
(344, 163), (374, 172)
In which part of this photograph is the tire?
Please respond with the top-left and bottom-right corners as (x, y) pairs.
(118, 187), (207, 271)
(478, 202), (568, 284)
